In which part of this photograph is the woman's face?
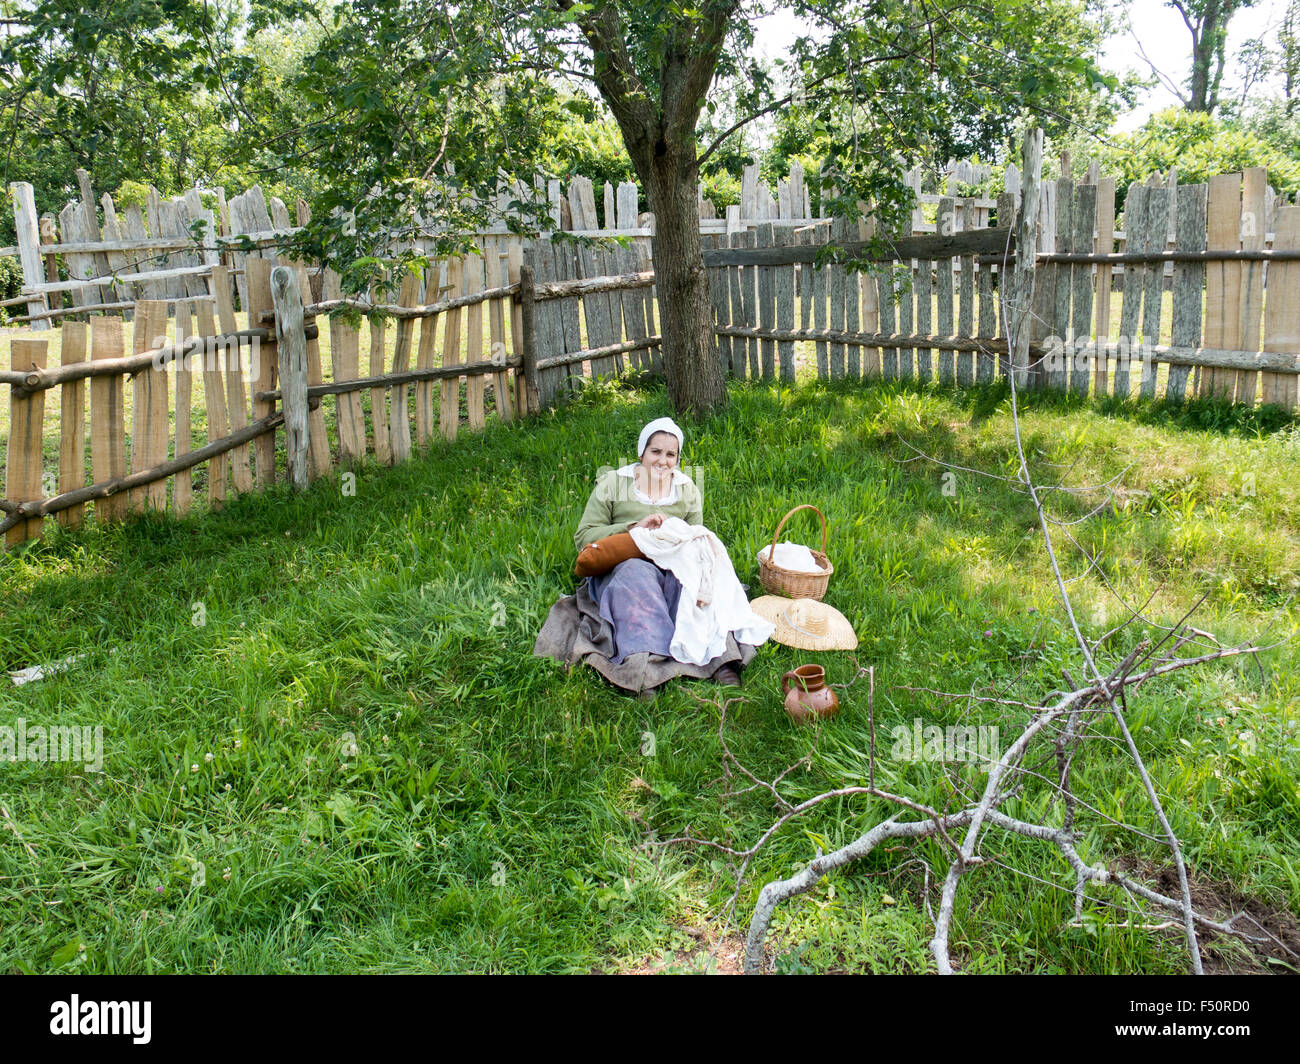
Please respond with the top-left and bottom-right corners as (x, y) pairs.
(640, 432), (679, 474)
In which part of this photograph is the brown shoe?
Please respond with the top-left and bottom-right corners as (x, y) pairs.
(712, 664), (742, 688)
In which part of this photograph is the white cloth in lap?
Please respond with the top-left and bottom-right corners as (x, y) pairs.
(631, 517), (774, 666)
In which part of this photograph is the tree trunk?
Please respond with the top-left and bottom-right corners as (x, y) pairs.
(1188, 19), (1213, 112)
(574, 1), (735, 416)
(1285, 0), (1299, 109)
(1185, 1), (1234, 115)
(645, 152), (727, 416)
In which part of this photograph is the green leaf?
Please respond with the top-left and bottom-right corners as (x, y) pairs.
(50, 938), (83, 967)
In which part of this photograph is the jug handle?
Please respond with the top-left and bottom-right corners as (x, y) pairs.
(781, 670), (805, 696)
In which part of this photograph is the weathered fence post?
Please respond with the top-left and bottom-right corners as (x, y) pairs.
(1167, 183), (1208, 401)
(173, 301), (194, 516)
(937, 197), (956, 385)
(10, 182), (50, 330)
(128, 301), (170, 514)
(39, 214), (60, 311)
(390, 270), (421, 458)
(1202, 173), (1240, 400)
(246, 257), (278, 487)
(1263, 206), (1300, 412)
(518, 263), (541, 415)
(436, 258), (463, 442)
(489, 251), (514, 423)
(507, 244), (527, 415)
(1069, 183), (1097, 396)
(57, 321), (88, 529)
(1011, 128), (1044, 392)
(1237, 167), (1268, 404)
(1093, 177), (1117, 395)
(4, 339), (48, 547)
(89, 317), (127, 523)
(994, 192), (1014, 380)
(270, 265), (310, 493)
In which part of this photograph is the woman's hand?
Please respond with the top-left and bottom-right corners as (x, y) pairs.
(632, 513), (666, 530)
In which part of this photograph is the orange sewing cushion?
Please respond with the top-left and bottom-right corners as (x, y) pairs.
(574, 532), (646, 577)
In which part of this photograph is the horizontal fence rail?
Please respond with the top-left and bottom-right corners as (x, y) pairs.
(701, 227), (1015, 267)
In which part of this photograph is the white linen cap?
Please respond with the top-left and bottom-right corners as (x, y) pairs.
(637, 417), (685, 459)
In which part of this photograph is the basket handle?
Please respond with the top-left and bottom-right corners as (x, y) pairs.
(769, 504), (829, 560)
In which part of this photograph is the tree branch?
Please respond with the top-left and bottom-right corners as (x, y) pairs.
(555, 0), (657, 170)
(697, 67), (840, 171)
(664, 0), (743, 151)
(1131, 31), (1192, 105)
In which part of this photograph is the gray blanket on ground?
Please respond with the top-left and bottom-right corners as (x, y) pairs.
(533, 577), (757, 695)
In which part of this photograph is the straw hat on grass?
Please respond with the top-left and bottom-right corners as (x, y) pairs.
(748, 596), (858, 651)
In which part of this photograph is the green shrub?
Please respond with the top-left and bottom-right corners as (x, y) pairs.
(701, 169), (740, 215)
(112, 180), (153, 212)
(0, 255), (23, 320)
(1096, 108), (1300, 217)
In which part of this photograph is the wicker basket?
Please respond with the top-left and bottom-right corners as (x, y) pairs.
(759, 504), (834, 600)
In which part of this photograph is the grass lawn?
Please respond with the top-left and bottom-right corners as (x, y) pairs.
(1, 374), (1298, 974)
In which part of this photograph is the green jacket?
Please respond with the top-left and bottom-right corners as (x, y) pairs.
(574, 467), (703, 552)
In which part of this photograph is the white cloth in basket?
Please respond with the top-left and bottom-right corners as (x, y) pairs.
(757, 541), (822, 573)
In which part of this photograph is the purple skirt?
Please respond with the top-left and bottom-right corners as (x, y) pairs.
(534, 558), (756, 694)
(587, 558), (682, 664)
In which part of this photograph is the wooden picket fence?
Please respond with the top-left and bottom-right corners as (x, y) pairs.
(4, 130), (1300, 551)
(0, 232), (668, 548)
(707, 143), (1300, 409)
(705, 214), (1012, 386)
(0, 248), (530, 548)
(5, 158), (1033, 329)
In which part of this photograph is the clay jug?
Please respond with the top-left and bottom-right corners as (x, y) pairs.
(781, 664), (840, 723)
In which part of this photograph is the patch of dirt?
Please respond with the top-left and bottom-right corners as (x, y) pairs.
(618, 922), (750, 975)
(1122, 859), (1300, 974)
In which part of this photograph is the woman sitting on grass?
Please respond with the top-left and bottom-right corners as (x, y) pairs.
(534, 417), (767, 698)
